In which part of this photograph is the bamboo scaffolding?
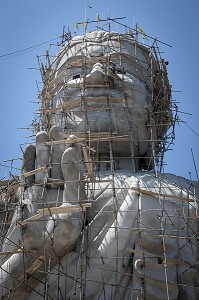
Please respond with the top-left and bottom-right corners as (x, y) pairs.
(82, 146), (95, 179)
(21, 165), (49, 178)
(0, 237), (33, 265)
(17, 203), (92, 226)
(39, 100), (81, 113)
(131, 186), (195, 202)
(45, 135), (129, 146)
(1, 20), (197, 299)
(128, 249), (192, 266)
(18, 255), (45, 282)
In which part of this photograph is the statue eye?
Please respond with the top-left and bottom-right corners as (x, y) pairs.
(72, 74), (80, 80)
(157, 257), (163, 264)
(117, 69), (126, 75)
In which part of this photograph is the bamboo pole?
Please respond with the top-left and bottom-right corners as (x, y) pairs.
(17, 203), (92, 226)
(131, 186), (195, 202)
(82, 146), (95, 180)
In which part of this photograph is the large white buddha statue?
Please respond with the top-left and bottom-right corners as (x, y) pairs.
(0, 31), (198, 300)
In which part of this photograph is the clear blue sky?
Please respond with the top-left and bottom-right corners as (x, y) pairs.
(0, 0), (198, 180)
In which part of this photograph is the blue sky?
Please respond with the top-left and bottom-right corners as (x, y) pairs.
(0, 0), (198, 180)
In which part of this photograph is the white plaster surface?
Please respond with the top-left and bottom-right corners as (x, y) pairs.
(0, 31), (198, 300)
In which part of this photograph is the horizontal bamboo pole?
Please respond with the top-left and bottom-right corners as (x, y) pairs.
(21, 166), (49, 178)
(131, 186), (195, 202)
(18, 203), (92, 226)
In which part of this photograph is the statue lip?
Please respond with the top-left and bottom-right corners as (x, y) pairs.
(64, 87), (125, 102)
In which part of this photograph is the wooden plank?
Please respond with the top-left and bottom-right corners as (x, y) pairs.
(45, 137), (85, 146)
(82, 146), (95, 180)
(45, 135), (129, 146)
(18, 203), (92, 226)
(21, 166), (49, 178)
(0, 248), (37, 256)
(18, 255), (45, 281)
(63, 131), (120, 139)
(47, 178), (65, 184)
(131, 187), (195, 202)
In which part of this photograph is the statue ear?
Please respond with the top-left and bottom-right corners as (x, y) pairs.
(21, 144), (36, 186)
(61, 146), (85, 203)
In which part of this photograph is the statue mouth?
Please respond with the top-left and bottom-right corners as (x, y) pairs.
(59, 87), (126, 111)
(52, 85), (147, 135)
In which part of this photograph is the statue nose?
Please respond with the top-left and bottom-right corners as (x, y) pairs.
(85, 63), (105, 84)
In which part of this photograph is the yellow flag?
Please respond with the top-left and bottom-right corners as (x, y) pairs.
(75, 22), (79, 30)
(82, 21), (87, 27)
(97, 14), (101, 21)
(137, 25), (148, 40)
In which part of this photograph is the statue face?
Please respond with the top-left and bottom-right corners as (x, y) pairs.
(48, 31), (156, 157)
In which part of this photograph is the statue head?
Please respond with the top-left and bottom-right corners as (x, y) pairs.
(42, 31), (171, 170)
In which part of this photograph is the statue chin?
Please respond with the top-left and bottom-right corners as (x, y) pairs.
(0, 30), (198, 300)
